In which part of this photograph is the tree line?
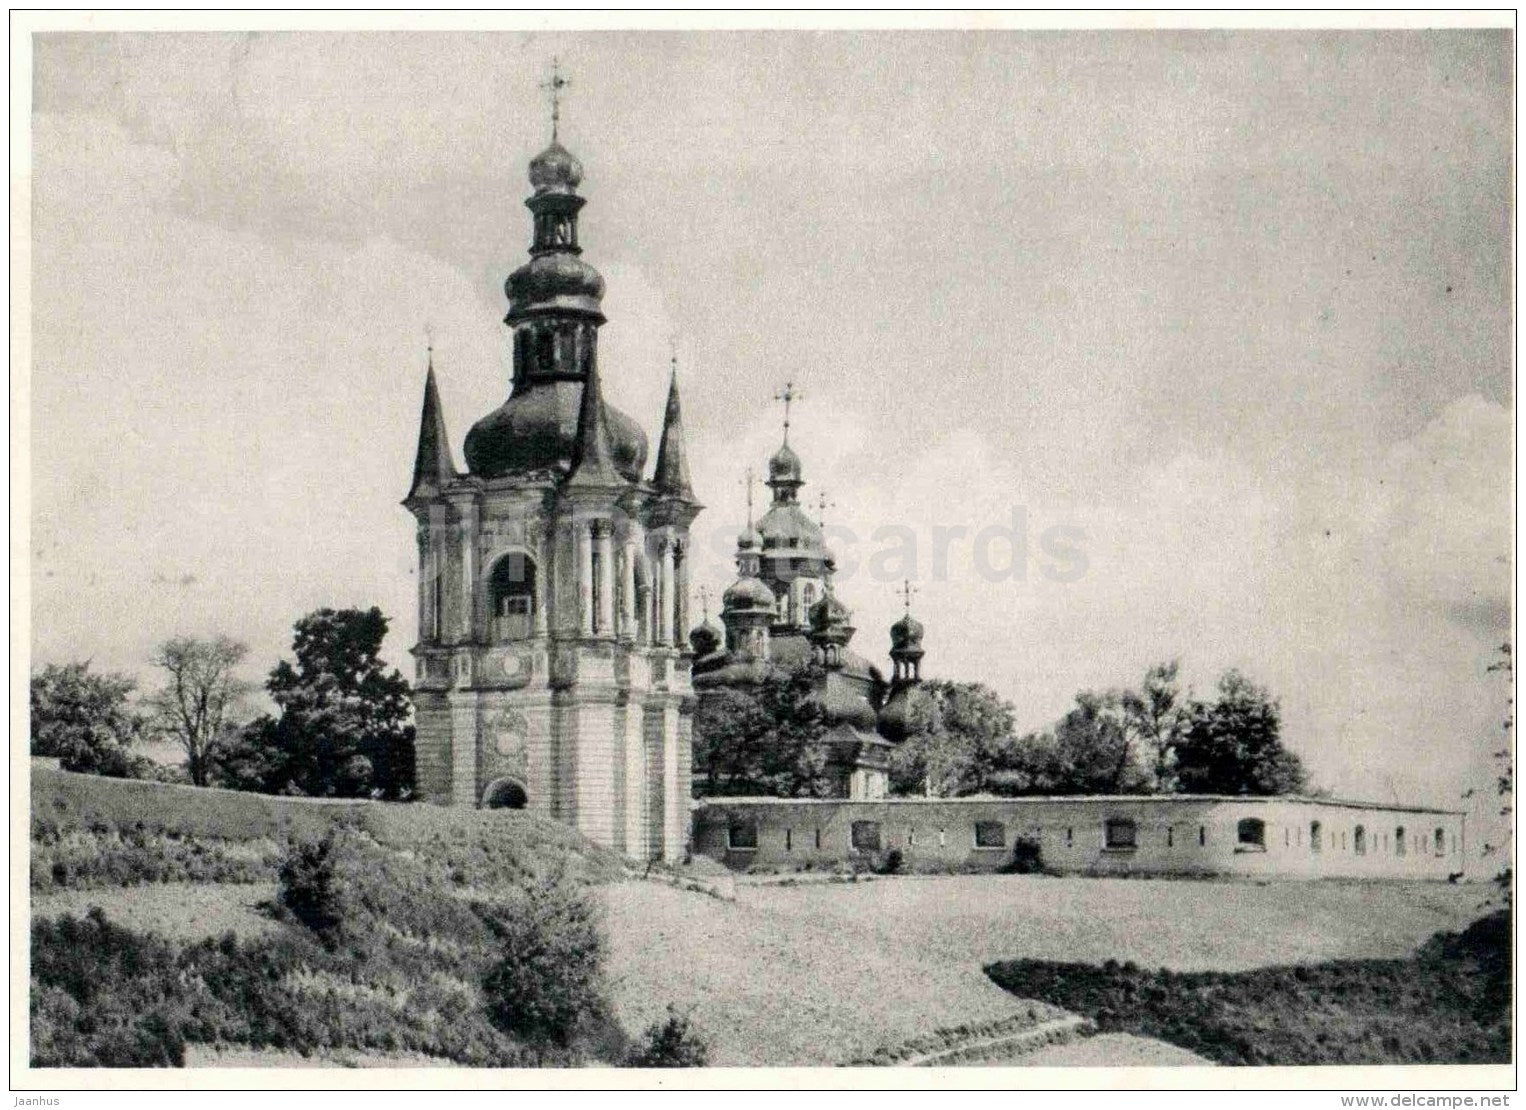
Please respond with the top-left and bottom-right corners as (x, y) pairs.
(30, 607), (415, 800)
(695, 660), (1312, 800)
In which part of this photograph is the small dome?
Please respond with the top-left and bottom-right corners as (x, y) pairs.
(809, 591), (852, 633)
(890, 612), (925, 650)
(723, 576), (776, 613)
(505, 253), (606, 319)
(877, 682), (935, 743)
(528, 140), (584, 194)
(689, 616), (724, 657)
(768, 441), (803, 485)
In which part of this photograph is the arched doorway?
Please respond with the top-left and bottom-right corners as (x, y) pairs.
(482, 777), (528, 810)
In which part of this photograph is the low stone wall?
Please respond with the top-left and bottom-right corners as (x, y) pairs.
(692, 794), (1466, 881)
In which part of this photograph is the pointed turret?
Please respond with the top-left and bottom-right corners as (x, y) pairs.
(565, 359), (626, 489)
(407, 360), (457, 500)
(652, 362), (695, 500)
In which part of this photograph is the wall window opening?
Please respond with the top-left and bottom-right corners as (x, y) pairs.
(851, 821), (882, 852)
(1354, 825), (1366, 856)
(489, 553), (537, 641)
(974, 821), (1006, 849)
(1105, 818), (1137, 850)
(1237, 818), (1267, 851)
(727, 822), (759, 851)
(1395, 827), (1406, 857)
(1434, 828), (1446, 857)
(1310, 821), (1322, 852)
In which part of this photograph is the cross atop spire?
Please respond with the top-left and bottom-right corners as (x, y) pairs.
(424, 322), (434, 359)
(540, 56), (570, 141)
(774, 381), (802, 444)
(815, 490), (836, 530)
(898, 579), (919, 613)
(739, 466), (756, 528)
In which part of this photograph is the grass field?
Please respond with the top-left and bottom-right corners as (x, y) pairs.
(28, 769), (1506, 1070)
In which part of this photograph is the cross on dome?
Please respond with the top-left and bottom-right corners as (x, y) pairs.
(540, 56), (570, 141)
(774, 381), (802, 444)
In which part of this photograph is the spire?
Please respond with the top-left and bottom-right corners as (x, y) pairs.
(407, 353), (457, 500)
(652, 355), (695, 500)
(565, 358), (625, 489)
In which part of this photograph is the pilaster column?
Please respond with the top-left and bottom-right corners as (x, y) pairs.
(658, 535), (676, 647)
(619, 539), (637, 641)
(456, 510), (477, 642)
(576, 518), (594, 637)
(532, 527), (549, 637)
(593, 518), (615, 636)
(673, 539), (688, 645)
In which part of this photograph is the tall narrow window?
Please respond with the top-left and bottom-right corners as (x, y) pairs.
(1167, 826), (1174, 848)
(785, 828), (792, 852)
(1395, 827), (1406, 857)
(814, 828), (822, 850)
(1354, 825), (1366, 856)
(1434, 828), (1446, 857)
(590, 548), (603, 631)
(431, 572), (444, 640)
(1199, 825), (1206, 847)
(489, 554), (537, 642)
(1310, 821), (1323, 852)
(1066, 827), (1074, 847)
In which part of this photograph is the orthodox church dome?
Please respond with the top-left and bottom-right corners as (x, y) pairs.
(768, 441), (803, 485)
(689, 615), (725, 658)
(463, 383), (647, 481)
(723, 575), (777, 613)
(809, 591), (852, 634)
(528, 140), (584, 194)
(877, 681), (935, 742)
(890, 611), (925, 650)
(505, 253), (606, 318)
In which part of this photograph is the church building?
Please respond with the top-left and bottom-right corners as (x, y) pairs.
(403, 122), (698, 862)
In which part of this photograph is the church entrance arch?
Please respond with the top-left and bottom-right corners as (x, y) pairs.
(482, 777), (528, 810)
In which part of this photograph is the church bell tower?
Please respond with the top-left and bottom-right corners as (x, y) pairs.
(402, 70), (700, 861)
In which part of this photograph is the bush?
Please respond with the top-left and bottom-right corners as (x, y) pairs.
(481, 868), (608, 1048)
(277, 826), (356, 945)
(624, 1005), (709, 1067)
(876, 848), (904, 875)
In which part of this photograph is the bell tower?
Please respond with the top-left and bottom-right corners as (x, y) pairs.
(403, 71), (700, 861)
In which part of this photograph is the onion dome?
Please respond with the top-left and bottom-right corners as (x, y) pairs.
(463, 383), (647, 481)
(689, 615), (725, 657)
(890, 611), (924, 651)
(505, 253), (606, 320)
(806, 672), (880, 732)
(768, 442), (803, 486)
(528, 140), (584, 195)
(723, 575), (777, 613)
(809, 591), (853, 635)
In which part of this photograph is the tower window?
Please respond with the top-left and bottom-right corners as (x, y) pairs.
(489, 553), (537, 642)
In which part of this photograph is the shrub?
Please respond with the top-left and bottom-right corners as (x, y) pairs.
(624, 1005), (709, 1067)
(276, 826), (356, 945)
(876, 848), (904, 875)
(481, 868), (607, 1048)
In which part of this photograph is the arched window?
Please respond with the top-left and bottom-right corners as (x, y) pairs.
(1310, 821), (1323, 852)
(1354, 825), (1367, 856)
(490, 553), (537, 642)
(1395, 827), (1406, 857)
(1237, 818), (1267, 851)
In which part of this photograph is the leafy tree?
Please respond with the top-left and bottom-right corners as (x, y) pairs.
(692, 668), (829, 797)
(1173, 670), (1308, 796)
(219, 607), (415, 799)
(624, 1005), (709, 1067)
(1120, 661), (1189, 791)
(146, 636), (251, 787)
(30, 662), (150, 778)
(888, 680), (1019, 797)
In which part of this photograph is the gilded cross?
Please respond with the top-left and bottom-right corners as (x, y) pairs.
(540, 57), (570, 141)
(774, 381), (802, 444)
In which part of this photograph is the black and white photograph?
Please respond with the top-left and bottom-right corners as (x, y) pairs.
(12, 13), (1516, 1095)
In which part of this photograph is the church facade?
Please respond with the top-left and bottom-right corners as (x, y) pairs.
(403, 131), (698, 861)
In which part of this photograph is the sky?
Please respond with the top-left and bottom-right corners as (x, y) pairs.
(26, 30), (1512, 836)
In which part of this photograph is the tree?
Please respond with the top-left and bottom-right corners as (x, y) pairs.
(1173, 670), (1308, 796)
(692, 668), (829, 797)
(146, 637), (251, 786)
(218, 608), (415, 799)
(1120, 661), (1189, 792)
(888, 680), (1020, 797)
(30, 661), (150, 778)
